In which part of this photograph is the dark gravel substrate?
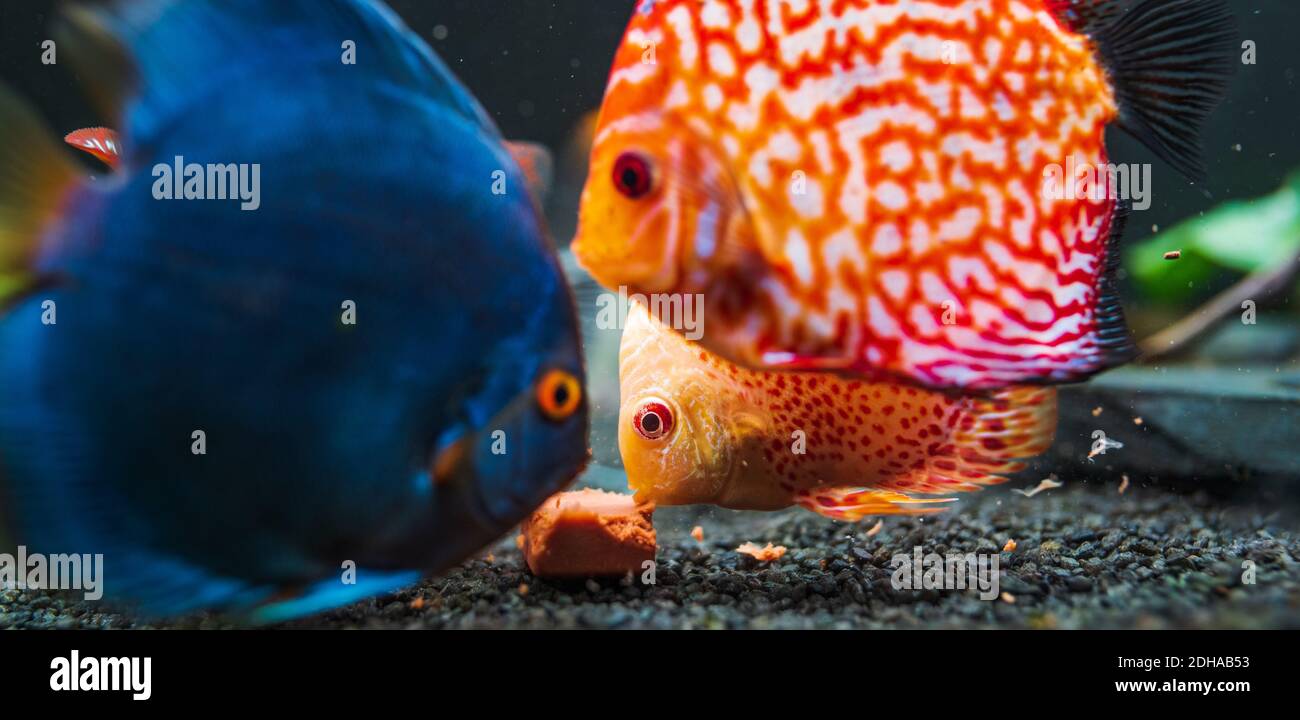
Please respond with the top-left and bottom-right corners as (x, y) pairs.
(4, 481), (1299, 629)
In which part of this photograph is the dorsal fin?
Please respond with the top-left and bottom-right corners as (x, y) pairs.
(55, 0), (504, 149)
(1045, 0), (1124, 35)
(1052, 0), (1237, 182)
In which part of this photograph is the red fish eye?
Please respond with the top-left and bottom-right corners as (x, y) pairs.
(633, 400), (673, 440)
(612, 151), (653, 199)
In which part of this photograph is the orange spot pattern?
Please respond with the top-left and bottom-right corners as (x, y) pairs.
(687, 325), (1056, 500)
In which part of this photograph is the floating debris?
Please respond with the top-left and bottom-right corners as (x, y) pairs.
(736, 542), (788, 562)
(1014, 476), (1063, 498)
(1087, 436), (1124, 462)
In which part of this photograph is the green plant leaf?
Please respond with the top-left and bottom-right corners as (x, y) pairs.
(1127, 172), (1300, 302)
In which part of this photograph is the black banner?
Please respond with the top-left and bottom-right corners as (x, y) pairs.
(0, 629), (1285, 707)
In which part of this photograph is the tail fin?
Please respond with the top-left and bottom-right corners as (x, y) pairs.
(1061, 0), (1238, 182)
(0, 86), (81, 305)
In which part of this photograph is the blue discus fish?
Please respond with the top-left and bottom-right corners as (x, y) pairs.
(0, 0), (588, 622)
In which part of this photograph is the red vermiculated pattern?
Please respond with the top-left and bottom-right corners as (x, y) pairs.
(576, 0), (1122, 390)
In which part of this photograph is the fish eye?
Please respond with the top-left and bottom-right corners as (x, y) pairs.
(537, 369), (582, 422)
(633, 399), (674, 441)
(612, 151), (654, 199)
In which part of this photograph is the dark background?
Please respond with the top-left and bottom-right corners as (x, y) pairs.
(2, 0), (1297, 236)
(0, 0), (632, 157)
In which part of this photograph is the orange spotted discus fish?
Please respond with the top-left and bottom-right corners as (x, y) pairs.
(575, 0), (1236, 390)
(619, 304), (1056, 519)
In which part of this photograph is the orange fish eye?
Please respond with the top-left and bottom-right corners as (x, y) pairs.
(612, 151), (653, 199)
(633, 399), (674, 441)
(536, 369), (582, 421)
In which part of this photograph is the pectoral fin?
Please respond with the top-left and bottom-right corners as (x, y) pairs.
(506, 141), (554, 204)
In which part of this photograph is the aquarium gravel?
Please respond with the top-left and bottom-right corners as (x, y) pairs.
(3, 481), (1295, 630)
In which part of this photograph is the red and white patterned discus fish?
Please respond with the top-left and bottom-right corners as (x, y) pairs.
(574, 0), (1236, 390)
(618, 304), (1057, 519)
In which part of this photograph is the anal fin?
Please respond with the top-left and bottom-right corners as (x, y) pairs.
(795, 487), (955, 522)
